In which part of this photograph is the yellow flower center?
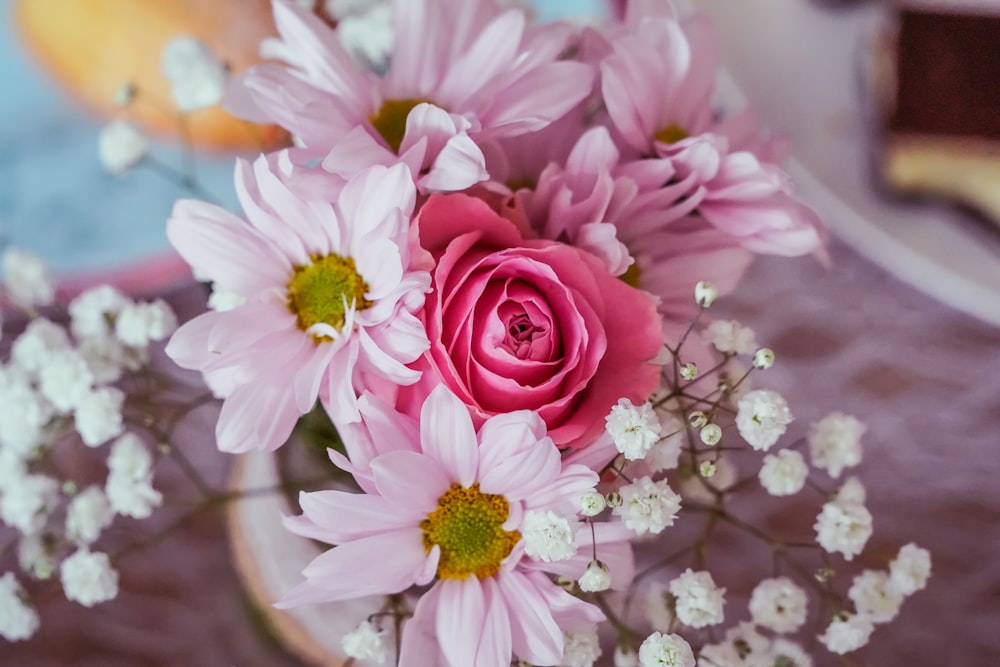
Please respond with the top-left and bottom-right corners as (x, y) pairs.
(421, 483), (520, 580)
(620, 261), (641, 288)
(369, 98), (431, 154)
(286, 253), (372, 337)
(654, 123), (688, 145)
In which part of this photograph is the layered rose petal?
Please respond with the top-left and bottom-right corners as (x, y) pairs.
(409, 193), (662, 452)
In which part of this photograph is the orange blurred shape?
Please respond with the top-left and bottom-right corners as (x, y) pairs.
(14, 0), (289, 152)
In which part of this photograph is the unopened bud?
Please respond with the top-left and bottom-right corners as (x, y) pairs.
(753, 348), (775, 369)
(699, 460), (717, 477)
(694, 280), (717, 308)
(605, 491), (623, 508)
(700, 423), (722, 446)
(687, 411), (708, 428)
(580, 492), (607, 517)
(680, 362), (698, 380)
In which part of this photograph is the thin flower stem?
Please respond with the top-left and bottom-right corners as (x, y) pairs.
(592, 592), (642, 643)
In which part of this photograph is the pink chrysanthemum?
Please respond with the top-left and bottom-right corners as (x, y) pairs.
(165, 157), (430, 452)
(279, 386), (634, 667)
(227, 0), (594, 192)
(599, 13), (823, 256)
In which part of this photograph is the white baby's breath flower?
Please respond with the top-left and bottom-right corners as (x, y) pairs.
(749, 577), (808, 634)
(606, 398), (661, 461)
(0, 573), (40, 641)
(669, 569), (725, 629)
(808, 412), (864, 479)
(614, 476), (681, 535)
(161, 36), (228, 112)
(561, 628), (602, 667)
(720, 622), (771, 663)
(735, 389), (793, 451)
(107, 433), (153, 478)
(18, 534), (57, 580)
(98, 120), (150, 175)
(0, 449), (28, 490)
(522, 510), (578, 562)
(69, 285), (132, 340)
(770, 638), (813, 667)
(703, 320), (757, 356)
(759, 449), (808, 496)
(614, 646), (639, 667)
(38, 348), (94, 412)
(578, 560), (611, 593)
(341, 619), (388, 664)
(848, 570), (904, 624)
(889, 543), (932, 595)
(74, 386), (125, 447)
(77, 335), (128, 385)
(0, 376), (51, 455)
(114, 299), (177, 348)
(2, 248), (55, 309)
(207, 286), (247, 312)
(106, 433), (162, 518)
(11, 318), (70, 375)
(338, 4), (394, 69)
(0, 474), (59, 536)
(814, 500), (873, 561)
(835, 476), (866, 505)
(60, 549), (119, 607)
(818, 614), (874, 655)
(638, 632), (695, 667)
(65, 486), (114, 545)
(107, 470), (162, 520)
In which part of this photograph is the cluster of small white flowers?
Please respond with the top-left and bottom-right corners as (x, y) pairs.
(807, 411), (864, 478)
(160, 36), (228, 112)
(889, 543), (932, 595)
(748, 577), (808, 633)
(699, 625), (812, 667)
(341, 619), (389, 664)
(758, 449), (808, 496)
(60, 548), (119, 607)
(578, 560), (612, 593)
(703, 320), (757, 356)
(560, 628), (602, 667)
(106, 434), (163, 519)
(813, 497), (873, 561)
(98, 120), (150, 176)
(0, 573), (40, 641)
(613, 476), (681, 535)
(848, 569), (905, 624)
(522, 510), (578, 562)
(669, 569), (726, 629)
(2, 248), (55, 309)
(637, 632), (695, 667)
(735, 389), (793, 451)
(817, 614), (874, 655)
(0, 259), (178, 636)
(606, 398), (662, 461)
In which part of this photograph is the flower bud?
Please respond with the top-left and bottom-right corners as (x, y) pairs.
(680, 362), (698, 380)
(694, 280), (717, 308)
(580, 492), (607, 517)
(753, 348), (775, 369)
(605, 491), (623, 508)
(699, 460), (717, 478)
(687, 411), (708, 428)
(700, 423), (722, 446)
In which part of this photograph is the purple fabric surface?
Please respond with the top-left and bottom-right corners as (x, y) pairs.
(4, 236), (999, 666)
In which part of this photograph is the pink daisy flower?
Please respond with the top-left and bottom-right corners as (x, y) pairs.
(165, 157), (430, 452)
(226, 0), (594, 191)
(599, 13), (823, 256)
(279, 385), (634, 667)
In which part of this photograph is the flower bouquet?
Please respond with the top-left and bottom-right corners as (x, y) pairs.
(0, 0), (930, 665)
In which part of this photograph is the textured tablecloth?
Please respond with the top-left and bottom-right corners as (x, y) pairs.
(4, 235), (998, 667)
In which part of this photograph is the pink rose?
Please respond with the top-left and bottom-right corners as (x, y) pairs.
(401, 193), (663, 453)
